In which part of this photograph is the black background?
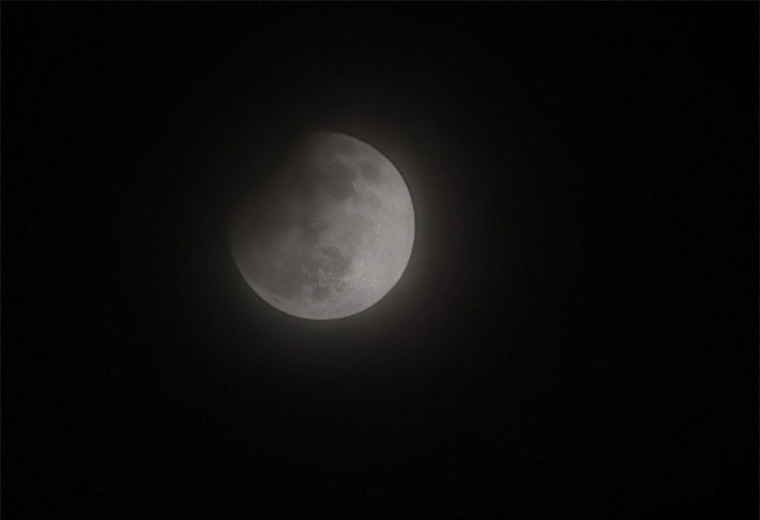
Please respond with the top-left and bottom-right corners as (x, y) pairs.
(4, 5), (758, 519)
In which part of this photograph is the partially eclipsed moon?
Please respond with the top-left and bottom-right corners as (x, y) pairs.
(230, 132), (415, 320)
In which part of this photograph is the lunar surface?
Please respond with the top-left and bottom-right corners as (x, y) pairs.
(230, 132), (415, 320)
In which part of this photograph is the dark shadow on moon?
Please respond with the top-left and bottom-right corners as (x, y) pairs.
(238, 156), (360, 248)
(249, 243), (353, 304)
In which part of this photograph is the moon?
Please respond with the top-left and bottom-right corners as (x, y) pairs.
(230, 132), (415, 320)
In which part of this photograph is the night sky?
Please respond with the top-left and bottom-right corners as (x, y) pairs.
(4, 5), (758, 519)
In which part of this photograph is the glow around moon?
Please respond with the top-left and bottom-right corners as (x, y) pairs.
(230, 132), (415, 320)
